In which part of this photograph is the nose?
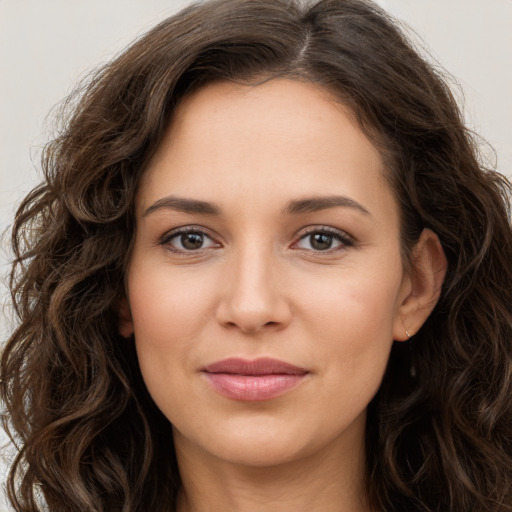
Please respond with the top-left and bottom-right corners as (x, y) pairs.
(215, 244), (292, 334)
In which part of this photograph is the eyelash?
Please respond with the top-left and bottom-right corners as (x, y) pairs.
(158, 226), (354, 254)
(293, 226), (354, 253)
(158, 226), (219, 253)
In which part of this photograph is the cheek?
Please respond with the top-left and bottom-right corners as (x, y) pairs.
(299, 286), (397, 433)
(303, 268), (401, 336)
(298, 262), (403, 378)
(126, 263), (218, 402)
(128, 263), (215, 343)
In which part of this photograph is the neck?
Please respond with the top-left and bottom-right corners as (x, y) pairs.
(174, 423), (370, 512)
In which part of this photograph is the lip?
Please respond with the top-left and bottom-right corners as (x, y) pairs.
(201, 357), (309, 401)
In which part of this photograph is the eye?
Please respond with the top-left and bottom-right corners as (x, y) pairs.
(160, 228), (220, 252)
(294, 227), (353, 252)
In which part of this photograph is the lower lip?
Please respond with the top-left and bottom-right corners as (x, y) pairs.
(202, 373), (307, 401)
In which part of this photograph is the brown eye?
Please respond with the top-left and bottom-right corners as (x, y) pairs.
(180, 232), (205, 250)
(310, 233), (334, 250)
(294, 228), (353, 252)
(161, 228), (219, 252)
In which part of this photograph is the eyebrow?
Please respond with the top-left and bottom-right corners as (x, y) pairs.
(284, 195), (371, 216)
(143, 196), (221, 217)
(143, 194), (371, 218)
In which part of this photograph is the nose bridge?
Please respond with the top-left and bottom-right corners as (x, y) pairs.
(217, 234), (290, 333)
(236, 238), (273, 301)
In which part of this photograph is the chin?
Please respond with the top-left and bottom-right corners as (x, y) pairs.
(210, 436), (309, 468)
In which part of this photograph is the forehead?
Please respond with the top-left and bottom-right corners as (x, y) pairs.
(138, 79), (396, 222)
(162, 79), (366, 161)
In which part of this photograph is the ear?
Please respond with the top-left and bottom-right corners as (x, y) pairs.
(118, 296), (134, 338)
(393, 228), (447, 341)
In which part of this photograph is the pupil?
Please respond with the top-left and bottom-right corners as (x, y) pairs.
(182, 233), (203, 250)
(311, 233), (332, 250)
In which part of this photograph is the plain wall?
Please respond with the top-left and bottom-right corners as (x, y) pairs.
(1, 1), (511, 509)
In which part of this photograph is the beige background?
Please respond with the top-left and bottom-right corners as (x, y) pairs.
(1, 0), (511, 508)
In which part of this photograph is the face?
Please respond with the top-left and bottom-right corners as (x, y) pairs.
(123, 79), (414, 469)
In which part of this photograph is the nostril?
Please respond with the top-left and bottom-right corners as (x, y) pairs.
(221, 318), (281, 334)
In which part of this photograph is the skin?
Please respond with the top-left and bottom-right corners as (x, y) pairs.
(120, 79), (446, 512)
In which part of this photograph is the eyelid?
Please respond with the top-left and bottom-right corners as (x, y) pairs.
(158, 225), (222, 252)
(291, 225), (355, 251)
(156, 224), (354, 254)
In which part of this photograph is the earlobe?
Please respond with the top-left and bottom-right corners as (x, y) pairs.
(118, 296), (134, 338)
(393, 228), (447, 341)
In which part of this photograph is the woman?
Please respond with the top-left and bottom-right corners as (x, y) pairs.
(2, 0), (511, 511)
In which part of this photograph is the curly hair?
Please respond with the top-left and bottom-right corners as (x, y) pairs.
(2, 0), (512, 510)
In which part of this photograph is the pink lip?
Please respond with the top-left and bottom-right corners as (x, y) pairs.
(201, 357), (309, 401)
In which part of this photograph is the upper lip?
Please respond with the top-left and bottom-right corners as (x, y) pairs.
(202, 357), (308, 376)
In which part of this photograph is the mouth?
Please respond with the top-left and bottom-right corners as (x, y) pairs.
(201, 357), (309, 401)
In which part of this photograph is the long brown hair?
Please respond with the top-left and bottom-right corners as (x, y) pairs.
(2, 0), (512, 510)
